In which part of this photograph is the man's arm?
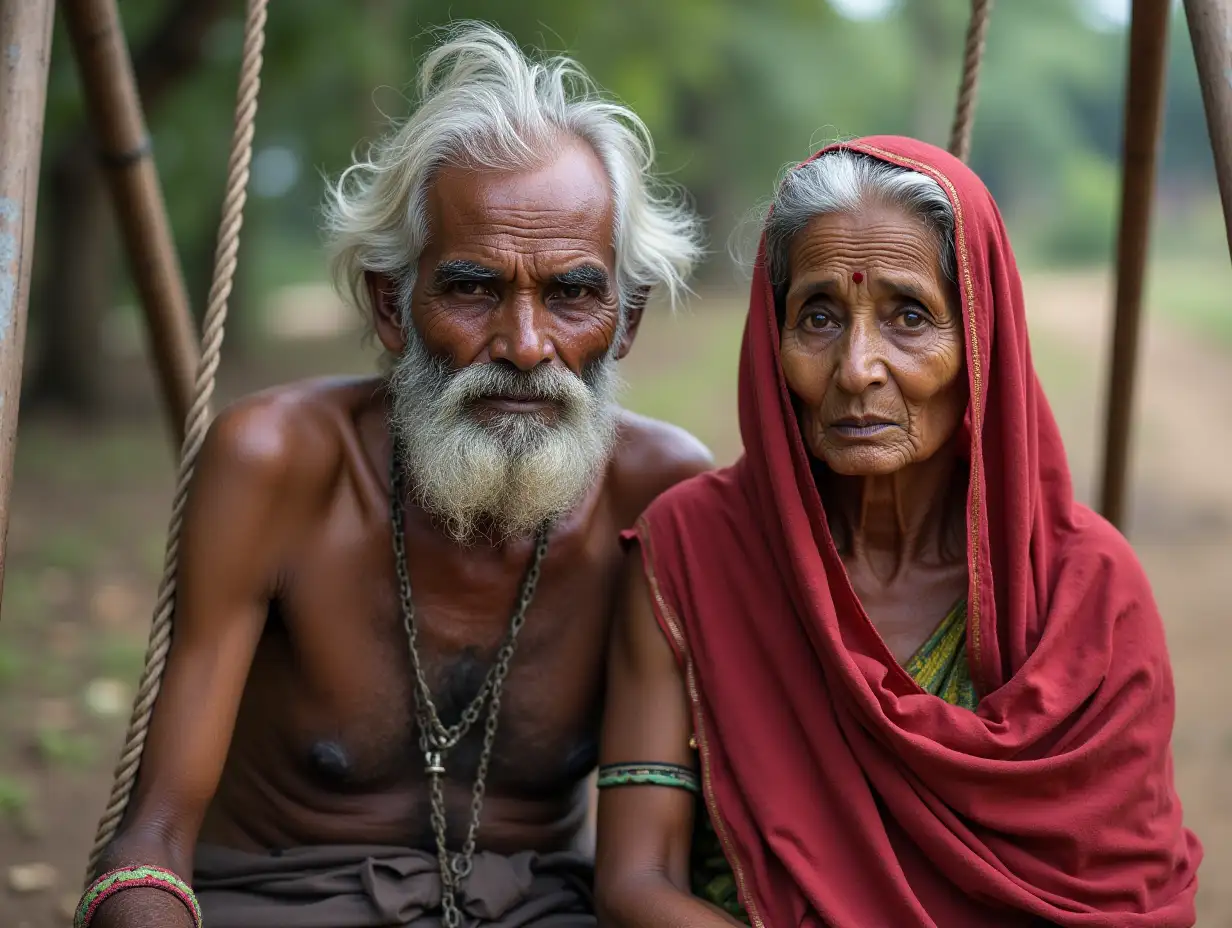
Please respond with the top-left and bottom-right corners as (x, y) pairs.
(595, 545), (741, 928)
(90, 400), (319, 928)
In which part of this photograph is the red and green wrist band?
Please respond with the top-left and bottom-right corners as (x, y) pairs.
(74, 865), (202, 928)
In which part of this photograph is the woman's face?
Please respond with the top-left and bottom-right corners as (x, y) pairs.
(779, 203), (966, 477)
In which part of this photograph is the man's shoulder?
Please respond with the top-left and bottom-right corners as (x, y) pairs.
(199, 376), (381, 499)
(609, 410), (715, 515)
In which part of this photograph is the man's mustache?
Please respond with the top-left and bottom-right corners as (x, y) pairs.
(441, 361), (593, 413)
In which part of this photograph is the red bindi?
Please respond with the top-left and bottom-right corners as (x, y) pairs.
(851, 271), (864, 284)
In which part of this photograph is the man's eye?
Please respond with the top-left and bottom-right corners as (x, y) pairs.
(453, 281), (483, 295)
(559, 284), (586, 300)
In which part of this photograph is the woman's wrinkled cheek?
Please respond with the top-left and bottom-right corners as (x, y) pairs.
(780, 340), (827, 409)
(781, 342), (830, 459)
(798, 408), (828, 459)
(896, 354), (967, 462)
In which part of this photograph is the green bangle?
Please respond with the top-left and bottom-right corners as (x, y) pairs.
(75, 865), (201, 928)
(597, 762), (700, 793)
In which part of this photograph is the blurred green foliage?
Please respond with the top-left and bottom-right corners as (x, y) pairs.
(22, 0), (1223, 408)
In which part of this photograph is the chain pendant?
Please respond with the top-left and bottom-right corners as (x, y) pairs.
(391, 448), (551, 926)
(425, 750), (446, 776)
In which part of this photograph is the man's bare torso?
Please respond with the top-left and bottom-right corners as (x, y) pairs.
(193, 375), (710, 857)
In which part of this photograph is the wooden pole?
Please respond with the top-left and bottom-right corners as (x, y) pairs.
(1098, 0), (1172, 532)
(62, 0), (198, 447)
(1183, 0), (1232, 261)
(0, 0), (56, 607)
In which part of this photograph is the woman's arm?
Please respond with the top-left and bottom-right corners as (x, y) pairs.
(595, 544), (741, 928)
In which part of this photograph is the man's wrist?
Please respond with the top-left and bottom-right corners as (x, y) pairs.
(76, 866), (199, 928)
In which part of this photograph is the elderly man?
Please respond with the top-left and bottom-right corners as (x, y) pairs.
(78, 22), (709, 928)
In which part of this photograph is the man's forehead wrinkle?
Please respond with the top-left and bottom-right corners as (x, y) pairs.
(473, 203), (608, 219)
(438, 244), (607, 263)
(447, 216), (609, 242)
(437, 184), (612, 227)
(434, 240), (613, 276)
(439, 198), (605, 229)
(433, 174), (612, 228)
(455, 173), (611, 214)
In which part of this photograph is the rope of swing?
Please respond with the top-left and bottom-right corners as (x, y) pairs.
(85, 0), (269, 883)
(950, 0), (993, 163)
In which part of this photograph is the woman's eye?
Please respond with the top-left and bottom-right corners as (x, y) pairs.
(803, 311), (836, 331)
(898, 308), (929, 329)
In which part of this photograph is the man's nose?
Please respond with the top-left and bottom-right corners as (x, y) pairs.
(487, 293), (554, 371)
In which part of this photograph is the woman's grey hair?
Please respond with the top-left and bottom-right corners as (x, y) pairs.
(764, 149), (957, 302)
(323, 22), (703, 327)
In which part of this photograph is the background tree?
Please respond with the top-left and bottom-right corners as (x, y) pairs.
(20, 0), (1220, 416)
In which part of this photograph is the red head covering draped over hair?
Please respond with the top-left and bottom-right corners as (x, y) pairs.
(631, 137), (1200, 927)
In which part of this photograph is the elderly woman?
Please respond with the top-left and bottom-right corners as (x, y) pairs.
(594, 137), (1201, 927)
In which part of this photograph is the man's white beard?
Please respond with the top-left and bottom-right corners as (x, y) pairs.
(388, 328), (622, 544)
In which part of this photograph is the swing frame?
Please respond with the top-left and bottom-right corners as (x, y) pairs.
(0, 0), (1229, 885)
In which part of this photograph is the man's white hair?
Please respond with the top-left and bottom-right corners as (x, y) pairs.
(323, 21), (703, 324)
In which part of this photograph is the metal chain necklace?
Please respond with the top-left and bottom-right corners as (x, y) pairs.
(389, 451), (551, 928)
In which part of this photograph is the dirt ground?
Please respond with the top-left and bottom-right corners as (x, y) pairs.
(0, 271), (1227, 925)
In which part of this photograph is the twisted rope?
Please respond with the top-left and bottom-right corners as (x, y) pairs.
(949, 0), (993, 163)
(85, 0), (269, 883)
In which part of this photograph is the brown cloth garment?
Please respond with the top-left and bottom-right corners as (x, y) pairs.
(193, 844), (594, 928)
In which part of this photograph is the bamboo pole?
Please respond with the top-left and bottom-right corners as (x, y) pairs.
(62, 0), (198, 447)
(1183, 0), (1232, 261)
(0, 0), (56, 607)
(1098, 0), (1172, 532)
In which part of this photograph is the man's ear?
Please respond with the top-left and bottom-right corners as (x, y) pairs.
(368, 272), (406, 354)
(614, 286), (650, 360)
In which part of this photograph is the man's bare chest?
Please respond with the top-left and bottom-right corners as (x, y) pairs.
(244, 516), (621, 796)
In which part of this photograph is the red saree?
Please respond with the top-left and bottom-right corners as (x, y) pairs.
(631, 137), (1200, 927)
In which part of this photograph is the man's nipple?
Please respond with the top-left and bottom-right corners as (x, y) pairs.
(309, 740), (353, 782)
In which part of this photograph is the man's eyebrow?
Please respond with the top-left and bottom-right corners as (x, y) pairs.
(552, 264), (610, 291)
(432, 260), (503, 286)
